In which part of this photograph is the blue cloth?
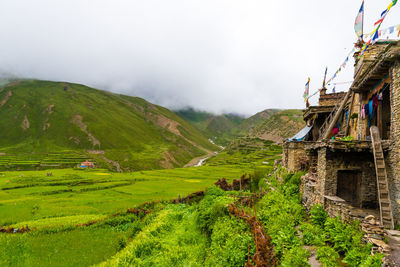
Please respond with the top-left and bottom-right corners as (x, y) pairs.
(368, 100), (373, 127)
(368, 100), (373, 118)
(288, 126), (313, 141)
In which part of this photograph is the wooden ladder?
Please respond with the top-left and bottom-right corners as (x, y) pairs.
(370, 126), (394, 229)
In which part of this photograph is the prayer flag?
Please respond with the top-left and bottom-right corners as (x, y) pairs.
(332, 87), (336, 93)
(303, 78), (310, 102)
(372, 30), (380, 44)
(355, 1), (364, 39)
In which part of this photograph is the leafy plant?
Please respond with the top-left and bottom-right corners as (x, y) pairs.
(280, 246), (310, 267)
(316, 246), (340, 267)
(300, 222), (325, 246)
(310, 204), (328, 228)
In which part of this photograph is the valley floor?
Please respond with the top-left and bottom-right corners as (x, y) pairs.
(0, 140), (386, 266)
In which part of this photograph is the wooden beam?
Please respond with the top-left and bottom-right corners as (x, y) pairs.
(323, 90), (353, 140)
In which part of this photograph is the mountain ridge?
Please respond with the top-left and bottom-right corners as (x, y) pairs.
(0, 79), (218, 171)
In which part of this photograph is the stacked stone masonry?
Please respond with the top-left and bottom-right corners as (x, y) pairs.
(282, 41), (400, 227)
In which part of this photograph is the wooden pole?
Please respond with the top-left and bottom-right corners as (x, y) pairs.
(323, 89), (353, 140)
(345, 92), (356, 136)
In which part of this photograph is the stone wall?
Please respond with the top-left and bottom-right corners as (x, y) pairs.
(318, 92), (345, 107)
(302, 147), (378, 212)
(322, 149), (377, 208)
(302, 173), (320, 210)
(282, 142), (308, 172)
(386, 60), (400, 225)
(354, 42), (391, 78)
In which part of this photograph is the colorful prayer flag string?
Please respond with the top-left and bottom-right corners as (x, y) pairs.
(326, 47), (356, 86)
(359, 0), (398, 59)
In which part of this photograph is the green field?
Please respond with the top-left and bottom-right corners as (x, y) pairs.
(0, 138), (280, 266)
(0, 152), (92, 171)
(0, 139), (383, 267)
(0, 166), (253, 226)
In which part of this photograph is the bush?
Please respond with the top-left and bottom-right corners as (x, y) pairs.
(117, 236), (127, 251)
(257, 189), (304, 258)
(324, 218), (363, 255)
(316, 246), (340, 267)
(280, 246), (310, 267)
(309, 204), (328, 228)
(359, 253), (384, 267)
(299, 222), (325, 246)
(342, 244), (373, 267)
(196, 187), (232, 236)
(206, 216), (254, 267)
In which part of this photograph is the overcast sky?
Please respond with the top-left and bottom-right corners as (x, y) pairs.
(0, 0), (399, 115)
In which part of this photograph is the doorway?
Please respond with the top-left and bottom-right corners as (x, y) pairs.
(337, 170), (361, 206)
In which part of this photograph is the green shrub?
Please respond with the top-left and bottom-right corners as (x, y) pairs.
(280, 246), (310, 267)
(310, 204), (328, 228)
(316, 246), (340, 267)
(257, 189), (304, 258)
(299, 222), (325, 246)
(324, 218), (363, 255)
(196, 187), (232, 236)
(342, 244), (373, 267)
(206, 216), (254, 267)
(117, 236), (128, 251)
(359, 253), (384, 267)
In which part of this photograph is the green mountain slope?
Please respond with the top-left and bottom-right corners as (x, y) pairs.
(0, 80), (218, 171)
(248, 109), (305, 142)
(174, 108), (245, 144)
(231, 109), (279, 136)
(176, 108), (283, 145)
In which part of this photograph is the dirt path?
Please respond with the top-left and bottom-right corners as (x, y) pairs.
(385, 230), (400, 266)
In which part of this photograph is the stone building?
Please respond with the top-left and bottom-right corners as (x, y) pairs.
(283, 40), (400, 229)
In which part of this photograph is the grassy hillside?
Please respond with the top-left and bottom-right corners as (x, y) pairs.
(232, 109), (279, 135)
(175, 108), (245, 141)
(176, 108), (302, 145)
(0, 80), (218, 171)
(249, 109), (305, 143)
(175, 108), (282, 145)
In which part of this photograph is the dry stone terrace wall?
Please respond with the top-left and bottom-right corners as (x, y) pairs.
(282, 142), (308, 172)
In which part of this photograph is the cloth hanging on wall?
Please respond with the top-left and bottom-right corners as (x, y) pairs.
(373, 95), (379, 114)
(364, 104), (369, 118)
(361, 104), (366, 119)
(368, 100), (373, 127)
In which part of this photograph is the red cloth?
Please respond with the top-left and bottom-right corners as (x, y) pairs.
(373, 95), (379, 114)
(332, 128), (339, 136)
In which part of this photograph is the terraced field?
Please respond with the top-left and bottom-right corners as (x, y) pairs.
(0, 152), (92, 171)
(0, 139), (282, 266)
(0, 166), (250, 226)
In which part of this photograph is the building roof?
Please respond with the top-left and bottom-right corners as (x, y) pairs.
(351, 41), (400, 93)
